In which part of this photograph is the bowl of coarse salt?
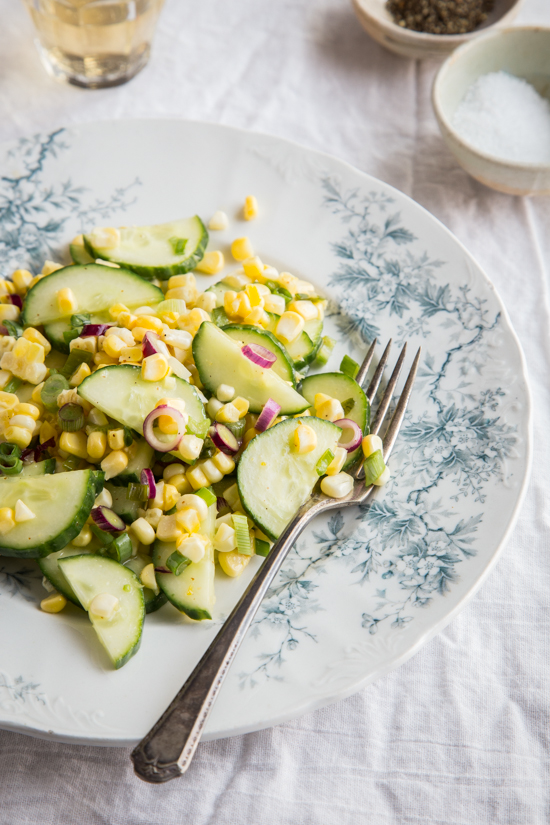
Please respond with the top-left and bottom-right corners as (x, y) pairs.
(433, 27), (550, 195)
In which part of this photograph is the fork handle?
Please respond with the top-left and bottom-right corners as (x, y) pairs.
(131, 499), (322, 783)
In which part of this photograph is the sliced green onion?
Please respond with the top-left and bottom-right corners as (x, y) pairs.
(224, 418), (247, 439)
(264, 280), (279, 292)
(58, 403), (85, 432)
(60, 348), (93, 379)
(314, 336), (336, 368)
(70, 312), (91, 329)
(340, 354), (359, 379)
(273, 286), (292, 303)
(186, 417), (203, 436)
(169, 237), (188, 256)
(164, 505), (177, 515)
(194, 486), (216, 507)
(105, 532), (132, 563)
(90, 523), (114, 545)
(232, 513), (252, 555)
(316, 449), (335, 476)
(127, 482), (148, 501)
(62, 454), (82, 472)
(166, 550), (191, 575)
(254, 538), (271, 557)
(3, 320), (23, 338)
(212, 307), (230, 327)
(156, 299), (186, 316)
(0, 442), (22, 476)
(63, 328), (82, 344)
(363, 449), (386, 486)
(3, 376), (22, 395)
(199, 437), (216, 460)
(123, 426), (134, 447)
(41, 374), (70, 412)
(342, 397), (355, 416)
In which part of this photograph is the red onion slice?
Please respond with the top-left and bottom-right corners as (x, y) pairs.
(91, 506), (125, 533)
(242, 343), (276, 369)
(8, 294), (22, 309)
(216, 496), (228, 513)
(154, 566), (171, 574)
(333, 418), (363, 452)
(81, 324), (111, 337)
(140, 468), (156, 499)
(255, 398), (281, 432)
(210, 423), (240, 454)
(142, 331), (169, 359)
(143, 405), (186, 452)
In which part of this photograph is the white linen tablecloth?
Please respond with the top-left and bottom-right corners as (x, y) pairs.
(0, 1), (549, 822)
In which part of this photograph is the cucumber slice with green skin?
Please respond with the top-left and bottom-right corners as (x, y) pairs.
(222, 325), (296, 386)
(193, 322), (309, 415)
(58, 554), (145, 669)
(125, 554), (168, 614)
(0, 469), (103, 558)
(106, 483), (142, 523)
(300, 373), (369, 470)
(78, 364), (210, 440)
(152, 502), (216, 620)
(107, 439), (155, 488)
(83, 217), (208, 281)
(21, 264), (164, 328)
(70, 241), (94, 265)
(38, 544), (94, 607)
(44, 311), (111, 354)
(17, 459), (56, 477)
(237, 416), (342, 540)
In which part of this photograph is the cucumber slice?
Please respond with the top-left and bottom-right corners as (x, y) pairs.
(205, 279), (243, 306)
(78, 364), (210, 440)
(152, 502), (216, 620)
(83, 217), (208, 281)
(237, 416), (341, 540)
(108, 439), (154, 488)
(58, 554), (145, 668)
(21, 264), (164, 327)
(70, 240), (94, 265)
(300, 373), (369, 469)
(106, 483), (142, 523)
(18, 459), (56, 477)
(125, 554), (168, 614)
(44, 311), (111, 354)
(193, 322), (309, 415)
(222, 325), (296, 386)
(0, 470), (103, 558)
(264, 313), (322, 371)
(38, 544), (93, 607)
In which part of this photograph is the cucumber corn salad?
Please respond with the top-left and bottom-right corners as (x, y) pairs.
(0, 202), (389, 669)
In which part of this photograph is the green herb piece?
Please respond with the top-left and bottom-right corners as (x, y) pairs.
(127, 482), (149, 501)
(41, 374), (70, 412)
(70, 313), (91, 329)
(63, 328), (82, 344)
(232, 513), (252, 555)
(0, 442), (22, 476)
(169, 237), (188, 256)
(194, 486), (216, 507)
(315, 449), (335, 476)
(62, 454), (81, 472)
(104, 532), (132, 563)
(342, 397), (355, 416)
(123, 426), (134, 447)
(60, 348), (93, 379)
(3, 376), (22, 395)
(90, 523), (114, 545)
(3, 320), (23, 338)
(212, 307), (230, 327)
(363, 450), (385, 487)
(166, 550), (191, 576)
(340, 354), (360, 379)
(224, 419), (246, 439)
(254, 538), (271, 557)
(273, 286), (292, 304)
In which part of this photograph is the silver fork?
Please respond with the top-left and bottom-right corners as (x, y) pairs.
(131, 340), (421, 783)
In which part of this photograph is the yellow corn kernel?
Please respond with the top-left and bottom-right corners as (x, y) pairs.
(0, 391), (18, 410)
(73, 524), (92, 546)
(362, 433), (383, 458)
(235, 292), (251, 318)
(70, 336), (97, 355)
(17, 337), (45, 364)
(0, 280), (16, 296)
(100, 449), (128, 481)
(243, 306), (270, 327)
(0, 507), (15, 535)
(208, 210), (229, 231)
(109, 303), (130, 320)
(218, 550), (251, 578)
(93, 352), (118, 367)
(243, 195), (258, 221)
(130, 517), (156, 546)
(314, 393), (332, 409)
(59, 430), (88, 459)
(326, 446), (348, 476)
(22, 327), (52, 355)
(119, 346), (143, 363)
(39, 420), (57, 443)
(321, 472), (354, 499)
(0, 304), (20, 322)
(287, 300), (318, 322)
(14, 402), (40, 420)
(276, 311), (305, 343)
(163, 483), (180, 511)
(29, 273), (45, 288)
(158, 310), (180, 327)
(102, 335), (127, 359)
(129, 314), (163, 334)
(42, 260), (64, 276)
(212, 451), (236, 475)
(169, 472), (192, 494)
(264, 293), (286, 315)
(12, 269), (33, 291)
(293, 423), (317, 454)
(4, 425), (32, 449)
(186, 465), (209, 491)
(175, 507), (200, 534)
(178, 434), (203, 462)
(168, 273), (196, 290)
(156, 514), (182, 543)
(70, 362), (91, 387)
(316, 397), (345, 423)
(0, 371), (13, 390)
(87, 430), (107, 461)
(56, 287), (78, 315)
(178, 308), (210, 336)
(117, 311), (137, 329)
(194, 292), (217, 313)
(140, 563), (159, 593)
(241, 257), (265, 283)
(223, 290), (240, 318)
(243, 427), (258, 446)
(40, 593), (67, 613)
(231, 237), (254, 261)
(142, 353), (169, 381)
(232, 397), (249, 418)
(215, 403), (240, 424)
(195, 251), (225, 275)
(107, 428), (125, 451)
(89, 226), (120, 249)
(244, 283), (264, 307)
(278, 272), (299, 294)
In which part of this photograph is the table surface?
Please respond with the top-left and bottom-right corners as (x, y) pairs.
(1, 1), (549, 823)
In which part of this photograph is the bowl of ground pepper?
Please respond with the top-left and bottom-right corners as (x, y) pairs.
(351, 0), (525, 59)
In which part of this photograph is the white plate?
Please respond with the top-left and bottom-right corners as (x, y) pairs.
(0, 120), (531, 746)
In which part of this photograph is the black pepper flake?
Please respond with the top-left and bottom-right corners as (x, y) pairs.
(386, 0), (494, 35)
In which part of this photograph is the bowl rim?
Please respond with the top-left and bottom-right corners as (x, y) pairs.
(352, 0), (526, 44)
(432, 25), (550, 172)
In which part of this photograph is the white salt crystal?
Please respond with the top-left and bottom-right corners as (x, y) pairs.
(452, 71), (550, 165)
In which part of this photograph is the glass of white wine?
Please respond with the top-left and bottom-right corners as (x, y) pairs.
(22, 0), (165, 88)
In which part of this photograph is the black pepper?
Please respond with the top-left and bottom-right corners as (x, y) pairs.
(386, 0), (495, 35)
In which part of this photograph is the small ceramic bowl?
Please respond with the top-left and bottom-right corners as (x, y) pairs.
(432, 27), (550, 196)
(351, 0), (525, 60)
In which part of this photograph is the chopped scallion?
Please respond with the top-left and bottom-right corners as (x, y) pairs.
(363, 450), (386, 486)
(3, 376), (22, 395)
(315, 448), (335, 476)
(194, 486), (216, 507)
(254, 538), (271, 557)
(127, 482), (149, 501)
(60, 349), (93, 379)
(166, 550), (191, 575)
(340, 354), (359, 379)
(3, 320), (23, 338)
(212, 306), (230, 327)
(169, 237), (188, 256)
(314, 336), (335, 367)
(41, 374), (70, 412)
(232, 513), (252, 555)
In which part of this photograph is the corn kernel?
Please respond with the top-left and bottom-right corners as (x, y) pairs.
(0, 507), (15, 535)
(362, 433), (383, 458)
(176, 507), (200, 534)
(234, 292), (251, 318)
(176, 533), (207, 563)
(264, 293), (286, 315)
(42, 260), (63, 276)
(278, 272), (300, 294)
(156, 513), (182, 542)
(102, 335), (126, 359)
(40, 593), (67, 613)
(223, 289), (240, 318)
(10, 414), (37, 431)
(208, 211), (229, 231)
(129, 314), (163, 334)
(243, 195), (258, 221)
(22, 327), (51, 355)
(93, 352), (118, 368)
(130, 517), (156, 545)
(168, 473), (191, 494)
(12, 269), (33, 291)
(243, 306), (270, 327)
(140, 563), (159, 593)
(100, 449), (128, 480)
(119, 346), (143, 363)
(326, 446), (348, 476)
(215, 403), (240, 424)
(212, 451), (235, 475)
(0, 371), (13, 390)
(213, 522), (237, 553)
(59, 430), (87, 459)
(194, 292), (217, 313)
(168, 273), (196, 290)
(320, 472), (354, 499)
(199, 458), (223, 484)
(316, 397), (345, 423)
(142, 353), (169, 381)
(107, 428), (125, 451)
(276, 311), (305, 344)
(163, 483), (180, 511)
(178, 434), (203, 462)
(0, 391), (18, 410)
(288, 300), (318, 321)
(293, 423), (317, 454)
(218, 550), (251, 577)
(176, 493), (208, 521)
(0, 304), (20, 322)
(4, 425), (32, 449)
(56, 287), (78, 315)
(144, 508), (163, 529)
(195, 251), (224, 275)
(89, 593), (120, 620)
(70, 336), (97, 355)
(88, 408), (108, 427)
(243, 427), (258, 445)
(177, 308), (210, 337)
(163, 462), (185, 481)
(73, 524), (92, 546)
(70, 362), (91, 387)
(89, 226), (120, 249)
(117, 312), (137, 329)
(109, 303), (130, 319)
(14, 403), (40, 420)
(232, 397), (249, 418)
(231, 237), (254, 261)
(39, 421), (57, 444)
(186, 465), (209, 490)
(244, 283), (264, 307)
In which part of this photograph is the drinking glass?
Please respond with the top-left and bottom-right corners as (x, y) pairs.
(22, 0), (165, 89)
